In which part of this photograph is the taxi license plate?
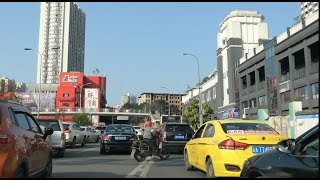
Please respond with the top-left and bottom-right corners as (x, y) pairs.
(115, 136), (126, 140)
(252, 146), (273, 154)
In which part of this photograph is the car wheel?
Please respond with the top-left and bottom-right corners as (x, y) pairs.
(184, 151), (194, 171)
(58, 150), (65, 158)
(81, 136), (86, 146)
(14, 166), (26, 178)
(71, 137), (76, 148)
(42, 157), (52, 177)
(206, 157), (215, 178)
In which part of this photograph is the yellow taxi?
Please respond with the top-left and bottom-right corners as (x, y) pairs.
(183, 119), (288, 178)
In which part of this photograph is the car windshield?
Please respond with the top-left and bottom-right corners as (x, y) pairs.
(221, 123), (278, 134)
(37, 120), (61, 131)
(106, 126), (134, 133)
(166, 124), (193, 133)
(63, 124), (70, 130)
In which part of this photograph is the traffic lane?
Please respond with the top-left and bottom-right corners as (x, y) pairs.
(52, 143), (206, 178)
(52, 143), (142, 178)
(145, 155), (206, 178)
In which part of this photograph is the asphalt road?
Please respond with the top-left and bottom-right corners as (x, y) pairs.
(52, 143), (206, 178)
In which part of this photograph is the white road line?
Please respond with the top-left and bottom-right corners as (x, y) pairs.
(140, 160), (154, 178)
(75, 147), (98, 154)
(126, 159), (155, 178)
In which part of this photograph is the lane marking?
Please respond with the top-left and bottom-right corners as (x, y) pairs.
(75, 147), (98, 154)
(140, 160), (154, 178)
(126, 158), (155, 178)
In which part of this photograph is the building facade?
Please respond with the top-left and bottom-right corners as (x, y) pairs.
(55, 72), (106, 122)
(300, 2), (319, 19)
(237, 12), (319, 119)
(216, 10), (270, 115)
(138, 92), (184, 115)
(121, 93), (138, 106)
(38, 2), (86, 84)
(182, 70), (218, 117)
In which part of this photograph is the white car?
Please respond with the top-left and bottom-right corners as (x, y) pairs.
(133, 125), (144, 139)
(62, 122), (86, 148)
(81, 126), (99, 143)
(37, 118), (66, 157)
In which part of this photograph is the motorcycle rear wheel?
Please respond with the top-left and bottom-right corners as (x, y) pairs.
(159, 149), (170, 160)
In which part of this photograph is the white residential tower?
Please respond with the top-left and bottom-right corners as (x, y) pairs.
(37, 2), (86, 84)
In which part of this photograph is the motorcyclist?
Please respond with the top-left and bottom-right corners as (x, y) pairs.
(142, 120), (157, 157)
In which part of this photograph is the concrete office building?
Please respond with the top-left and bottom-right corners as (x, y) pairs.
(182, 70), (218, 117)
(300, 2), (319, 19)
(37, 2), (86, 84)
(121, 93), (138, 106)
(216, 10), (270, 117)
(237, 11), (319, 119)
(138, 92), (184, 115)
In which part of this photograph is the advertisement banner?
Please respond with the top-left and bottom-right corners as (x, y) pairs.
(84, 88), (99, 109)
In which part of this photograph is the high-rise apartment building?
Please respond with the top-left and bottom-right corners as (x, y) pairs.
(121, 93), (137, 106)
(38, 2), (86, 84)
(300, 2), (319, 19)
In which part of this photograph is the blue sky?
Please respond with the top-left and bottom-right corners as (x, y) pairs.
(0, 2), (300, 106)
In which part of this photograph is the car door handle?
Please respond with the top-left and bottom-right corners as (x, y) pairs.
(198, 143), (206, 145)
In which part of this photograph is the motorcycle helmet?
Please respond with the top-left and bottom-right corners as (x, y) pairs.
(145, 121), (152, 127)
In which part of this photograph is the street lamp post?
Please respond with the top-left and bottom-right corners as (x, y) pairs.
(160, 86), (171, 115)
(24, 47), (60, 117)
(77, 83), (91, 108)
(182, 53), (203, 127)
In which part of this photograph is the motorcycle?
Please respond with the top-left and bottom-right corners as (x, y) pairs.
(130, 138), (170, 162)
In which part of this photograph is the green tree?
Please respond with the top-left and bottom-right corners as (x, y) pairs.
(72, 113), (91, 126)
(169, 104), (180, 115)
(183, 98), (214, 128)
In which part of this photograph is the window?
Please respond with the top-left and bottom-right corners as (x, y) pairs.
(302, 138), (319, 156)
(63, 93), (70, 97)
(250, 98), (257, 108)
(311, 83), (319, 99)
(26, 114), (42, 134)
(294, 86), (308, 100)
(15, 113), (30, 130)
(280, 91), (291, 103)
(194, 125), (206, 139)
(258, 95), (267, 107)
(203, 123), (215, 138)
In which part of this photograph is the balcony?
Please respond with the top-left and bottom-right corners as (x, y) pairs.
(310, 62), (319, 74)
(294, 68), (306, 79)
(248, 85), (256, 93)
(257, 81), (265, 91)
(280, 72), (290, 82)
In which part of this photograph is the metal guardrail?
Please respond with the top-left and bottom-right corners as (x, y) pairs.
(294, 68), (305, 79)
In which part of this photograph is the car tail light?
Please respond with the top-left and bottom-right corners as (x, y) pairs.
(218, 139), (247, 150)
(0, 133), (12, 143)
(102, 135), (109, 141)
(64, 130), (71, 134)
(61, 133), (65, 140)
(162, 131), (167, 139)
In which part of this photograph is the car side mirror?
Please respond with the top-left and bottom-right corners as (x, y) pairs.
(276, 139), (295, 154)
(43, 127), (54, 140)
